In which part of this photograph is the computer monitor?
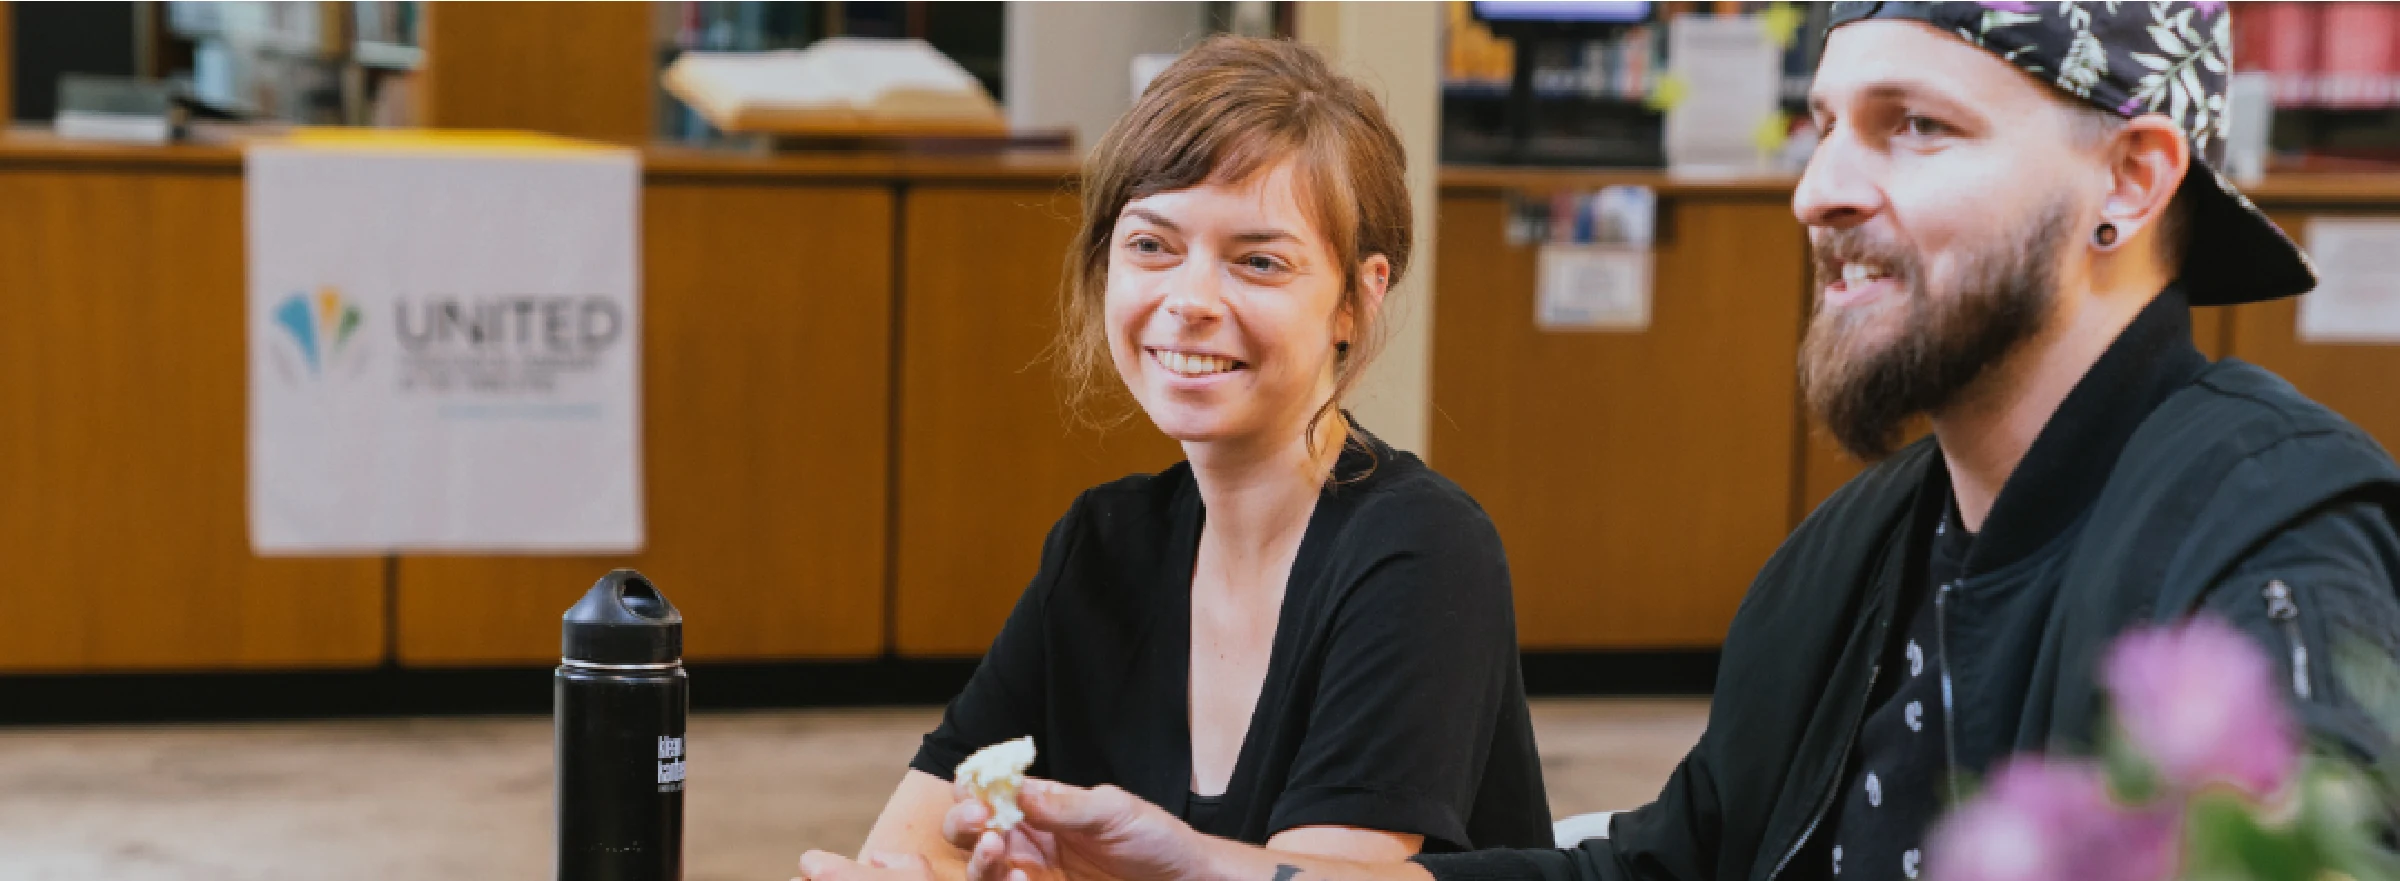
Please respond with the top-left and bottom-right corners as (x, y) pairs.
(1471, 2), (1652, 26)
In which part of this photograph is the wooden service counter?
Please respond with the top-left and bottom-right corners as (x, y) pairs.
(7, 131), (2398, 673)
(0, 133), (1173, 672)
(1436, 166), (2400, 650)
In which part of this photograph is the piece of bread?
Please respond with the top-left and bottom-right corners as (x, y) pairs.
(956, 737), (1038, 832)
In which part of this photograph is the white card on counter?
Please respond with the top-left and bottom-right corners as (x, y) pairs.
(2301, 217), (2400, 343)
(1537, 244), (1653, 331)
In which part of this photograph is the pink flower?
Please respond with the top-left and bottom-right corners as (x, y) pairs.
(1926, 760), (2178, 881)
(2103, 616), (2301, 799)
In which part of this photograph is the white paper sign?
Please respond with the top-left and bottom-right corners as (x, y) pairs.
(247, 143), (643, 554)
(2301, 217), (2400, 344)
(1664, 15), (1780, 178)
(1537, 244), (1653, 331)
(2225, 72), (2273, 186)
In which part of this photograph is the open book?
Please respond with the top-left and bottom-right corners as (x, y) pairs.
(663, 38), (1006, 136)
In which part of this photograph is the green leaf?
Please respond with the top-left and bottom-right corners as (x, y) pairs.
(2183, 793), (2322, 879)
(2295, 761), (2400, 881)
(2103, 724), (2164, 804)
(2133, 72), (2167, 108)
(1978, 9), (2040, 32)
(2150, 23), (2188, 57)
(2134, 52), (2172, 71)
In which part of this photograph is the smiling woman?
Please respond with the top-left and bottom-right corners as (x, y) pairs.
(797, 34), (1553, 881)
(1055, 36), (1410, 455)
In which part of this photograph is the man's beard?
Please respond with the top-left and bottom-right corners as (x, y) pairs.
(1799, 200), (2073, 461)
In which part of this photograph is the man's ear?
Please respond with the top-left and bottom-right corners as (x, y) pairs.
(2098, 114), (2190, 251)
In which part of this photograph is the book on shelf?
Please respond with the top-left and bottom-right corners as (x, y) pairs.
(662, 38), (1004, 136)
(2235, 1), (2400, 109)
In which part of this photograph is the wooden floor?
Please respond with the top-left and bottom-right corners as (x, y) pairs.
(0, 699), (1706, 881)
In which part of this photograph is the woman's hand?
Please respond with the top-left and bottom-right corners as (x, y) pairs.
(941, 779), (1214, 881)
(933, 778), (1438, 881)
(941, 783), (1066, 881)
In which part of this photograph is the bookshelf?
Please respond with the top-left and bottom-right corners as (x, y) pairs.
(2186, 3), (2400, 170)
(352, 0), (422, 74)
(1, 2), (11, 124)
(1439, 1), (1828, 168)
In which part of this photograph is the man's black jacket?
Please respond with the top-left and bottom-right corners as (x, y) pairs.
(1419, 310), (2400, 881)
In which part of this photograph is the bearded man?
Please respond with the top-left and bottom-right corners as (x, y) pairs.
(799, 4), (2400, 881)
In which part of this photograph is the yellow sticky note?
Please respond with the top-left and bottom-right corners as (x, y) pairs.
(1761, 3), (1806, 50)
(1754, 112), (1793, 155)
(1645, 74), (1690, 113)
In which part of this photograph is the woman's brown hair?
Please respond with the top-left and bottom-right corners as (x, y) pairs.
(1052, 35), (1412, 448)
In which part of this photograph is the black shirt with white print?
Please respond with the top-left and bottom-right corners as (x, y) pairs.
(1823, 493), (1969, 880)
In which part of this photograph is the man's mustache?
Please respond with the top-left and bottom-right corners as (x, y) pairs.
(1810, 229), (1921, 289)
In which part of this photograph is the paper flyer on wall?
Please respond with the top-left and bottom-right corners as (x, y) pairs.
(2301, 217), (2400, 344)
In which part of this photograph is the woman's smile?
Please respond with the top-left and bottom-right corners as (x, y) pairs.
(1147, 346), (1249, 385)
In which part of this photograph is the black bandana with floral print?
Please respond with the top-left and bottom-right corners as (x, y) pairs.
(1825, 1), (2316, 305)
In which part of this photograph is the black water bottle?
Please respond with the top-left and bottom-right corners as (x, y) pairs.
(557, 569), (687, 881)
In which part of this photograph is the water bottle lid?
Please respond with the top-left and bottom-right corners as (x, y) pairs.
(562, 569), (683, 664)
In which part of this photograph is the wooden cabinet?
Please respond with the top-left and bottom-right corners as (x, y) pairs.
(22, 138), (2400, 671)
(396, 180), (897, 664)
(2228, 293), (2400, 453)
(2223, 210), (2400, 457)
(0, 166), (385, 671)
(0, 139), (1099, 671)
(891, 185), (1180, 657)
(1431, 188), (1812, 648)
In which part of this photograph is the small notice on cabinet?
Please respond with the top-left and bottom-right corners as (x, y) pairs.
(2301, 217), (2400, 343)
(1538, 244), (1653, 331)
(1527, 184), (1655, 331)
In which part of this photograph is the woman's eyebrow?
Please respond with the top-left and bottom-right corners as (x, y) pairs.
(1230, 230), (1303, 245)
(1125, 207), (1181, 232)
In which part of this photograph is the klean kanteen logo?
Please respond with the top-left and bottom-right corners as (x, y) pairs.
(657, 735), (686, 793)
(270, 287), (366, 381)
